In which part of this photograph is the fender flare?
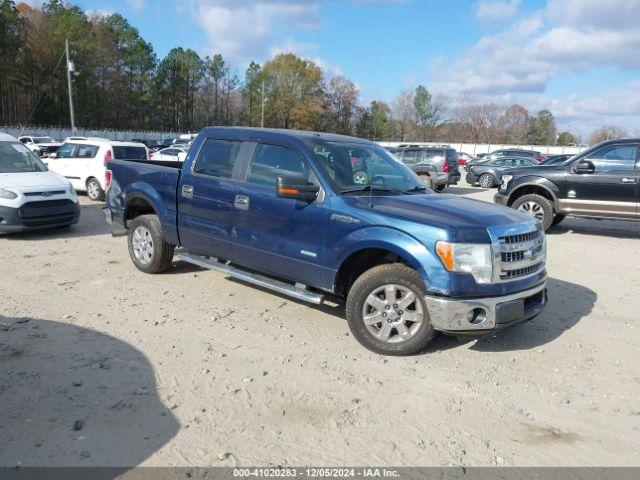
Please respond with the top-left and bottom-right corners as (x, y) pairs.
(507, 176), (560, 209)
(328, 226), (447, 291)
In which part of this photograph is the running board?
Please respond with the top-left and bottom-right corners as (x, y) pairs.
(177, 252), (324, 305)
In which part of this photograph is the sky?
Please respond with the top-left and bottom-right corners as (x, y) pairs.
(28, 0), (640, 137)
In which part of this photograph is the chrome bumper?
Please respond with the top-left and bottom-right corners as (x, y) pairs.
(424, 282), (547, 332)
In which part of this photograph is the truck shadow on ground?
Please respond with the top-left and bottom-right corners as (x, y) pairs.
(222, 274), (595, 354)
(2, 203), (111, 241)
(442, 277), (597, 353)
(548, 217), (640, 239)
(0, 316), (180, 469)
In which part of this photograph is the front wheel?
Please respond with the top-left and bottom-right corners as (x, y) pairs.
(346, 264), (435, 356)
(512, 194), (555, 230)
(127, 214), (175, 273)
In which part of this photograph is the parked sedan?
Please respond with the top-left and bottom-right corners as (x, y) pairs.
(466, 157), (537, 188)
(484, 148), (543, 163)
(457, 152), (476, 165)
(539, 154), (572, 165)
(150, 147), (187, 162)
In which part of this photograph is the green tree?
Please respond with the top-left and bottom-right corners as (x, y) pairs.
(241, 61), (263, 126)
(528, 109), (557, 145)
(557, 131), (578, 146)
(413, 85), (448, 141)
(260, 53), (324, 130)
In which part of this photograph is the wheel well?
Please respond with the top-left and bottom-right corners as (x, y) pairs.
(507, 185), (555, 207)
(125, 197), (156, 224)
(334, 248), (412, 297)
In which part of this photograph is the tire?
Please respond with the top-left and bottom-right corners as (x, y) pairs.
(551, 214), (566, 227)
(418, 174), (434, 189)
(434, 184), (445, 192)
(346, 264), (435, 356)
(353, 171), (369, 185)
(127, 214), (175, 274)
(86, 178), (104, 201)
(478, 173), (495, 188)
(512, 194), (555, 231)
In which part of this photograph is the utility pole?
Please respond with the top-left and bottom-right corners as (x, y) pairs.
(65, 38), (76, 133)
(260, 79), (265, 128)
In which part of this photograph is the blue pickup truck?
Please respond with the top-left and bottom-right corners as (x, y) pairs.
(104, 127), (547, 355)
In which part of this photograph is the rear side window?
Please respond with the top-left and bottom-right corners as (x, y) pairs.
(113, 146), (147, 160)
(76, 144), (99, 158)
(194, 139), (242, 178)
(247, 144), (308, 187)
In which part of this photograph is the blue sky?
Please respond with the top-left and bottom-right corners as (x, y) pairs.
(32, 0), (640, 137)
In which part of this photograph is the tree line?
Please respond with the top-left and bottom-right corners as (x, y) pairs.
(0, 0), (625, 145)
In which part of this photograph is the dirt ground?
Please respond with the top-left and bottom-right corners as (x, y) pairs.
(1, 182), (639, 468)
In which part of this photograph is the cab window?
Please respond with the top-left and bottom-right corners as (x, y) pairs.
(584, 144), (638, 172)
(247, 144), (308, 187)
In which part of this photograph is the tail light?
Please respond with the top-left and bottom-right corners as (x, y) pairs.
(105, 170), (112, 191)
(103, 149), (113, 166)
(443, 162), (450, 173)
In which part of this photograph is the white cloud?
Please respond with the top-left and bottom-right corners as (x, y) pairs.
(475, 0), (521, 24)
(126, 0), (145, 12)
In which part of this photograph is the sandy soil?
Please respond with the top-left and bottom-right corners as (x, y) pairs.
(1, 183), (639, 467)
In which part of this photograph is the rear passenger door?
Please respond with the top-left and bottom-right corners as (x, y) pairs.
(178, 138), (248, 260)
(232, 142), (330, 285)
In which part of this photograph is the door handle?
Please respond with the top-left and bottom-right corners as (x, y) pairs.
(182, 185), (194, 198)
(234, 195), (249, 211)
(621, 177), (637, 184)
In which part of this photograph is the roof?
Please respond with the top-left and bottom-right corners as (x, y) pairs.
(200, 126), (372, 144)
(64, 138), (146, 147)
(0, 132), (18, 142)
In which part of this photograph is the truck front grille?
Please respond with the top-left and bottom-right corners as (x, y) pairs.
(496, 229), (545, 282)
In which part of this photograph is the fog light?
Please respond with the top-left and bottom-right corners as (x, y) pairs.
(468, 307), (487, 325)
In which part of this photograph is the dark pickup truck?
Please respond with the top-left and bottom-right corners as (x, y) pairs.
(104, 127), (547, 355)
(495, 139), (639, 230)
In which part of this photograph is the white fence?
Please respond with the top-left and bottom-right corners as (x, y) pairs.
(379, 141), (588, 156)
(0, 125), (182, 142)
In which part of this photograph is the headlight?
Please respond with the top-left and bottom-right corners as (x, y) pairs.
(0, 189), (18, 200)
(436, 241), (493, 284)
(500, 175), (513, 189)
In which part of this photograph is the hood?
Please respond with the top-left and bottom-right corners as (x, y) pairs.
(342, 193), (535, 242)
(31, 143), (62, 148)
(0, 171), (69, 189)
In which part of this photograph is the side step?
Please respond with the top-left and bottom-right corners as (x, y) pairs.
(177, 252), (324, 305)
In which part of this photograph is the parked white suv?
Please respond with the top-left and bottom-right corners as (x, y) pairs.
(46, 138), (148, 201)
(18, 135), (62, 158)
(0, 133), (80, 233)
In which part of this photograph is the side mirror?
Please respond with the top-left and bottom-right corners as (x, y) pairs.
(276, 176), (319, 202)
(574, 160), (595, 174)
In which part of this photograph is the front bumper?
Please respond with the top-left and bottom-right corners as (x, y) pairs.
(465, 172), (479, 184)
(424, 282), (547, 334)
(0, 201), (80, 233)
(437, 172), (461, 186)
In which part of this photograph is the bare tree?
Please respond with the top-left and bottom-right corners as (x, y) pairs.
(499, 104), (530, 144)
(588, 125), (628, 144)
(392, 89), (416, 141)
(454, 91), (500, 143)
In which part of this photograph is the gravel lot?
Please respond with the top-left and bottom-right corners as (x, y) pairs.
(1, 183), (639, 467)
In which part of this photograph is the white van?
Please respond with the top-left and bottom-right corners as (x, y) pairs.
(0, 133), (80, 233)
(47, 138), (148, 201)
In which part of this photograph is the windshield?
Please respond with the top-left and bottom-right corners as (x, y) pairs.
(0, 142), (48, 173)
(33, 137), (54, 144)
(306, 140), (425, 194)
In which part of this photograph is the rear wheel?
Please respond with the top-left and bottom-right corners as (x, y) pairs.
(127, 214), (175, 273)
(478, 173), (495, 188)
(434, 184), (445, 192)
(86, 178), (104, 201)
(418, 174), (433, 189)
(512, 194), (555, 230)
(346, 264), (435, 356)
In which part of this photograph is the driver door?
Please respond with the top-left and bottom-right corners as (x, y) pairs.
(563, 142), (639, 218)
